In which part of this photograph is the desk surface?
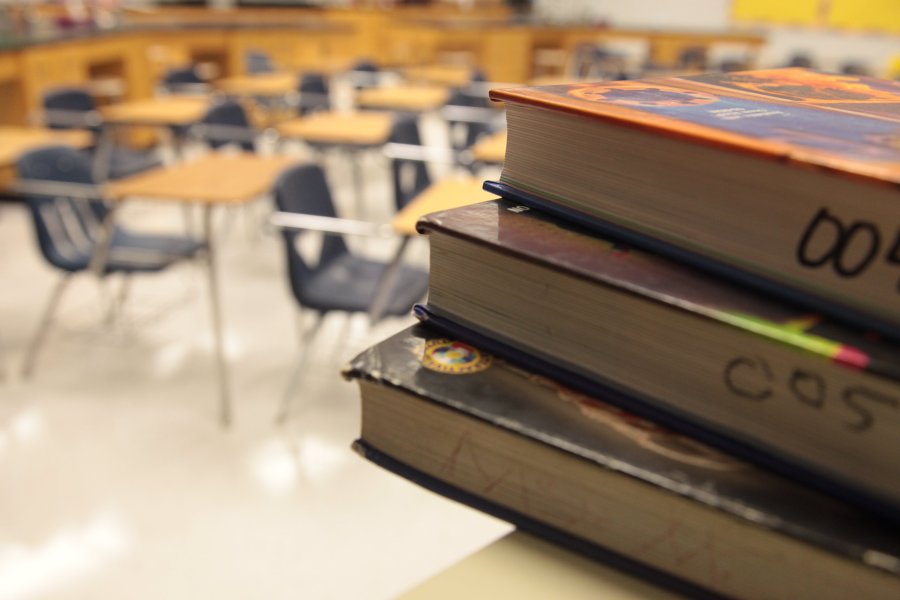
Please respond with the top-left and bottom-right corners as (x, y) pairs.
(101, 96), (210, 126)
(396, 531), (680, 600)
(391, 177), (497, 236)
(277, 111), (394, 146)
(405, 65), (474, 87)
(470, 130), (506, 164)
(105, 153), (297, 204)
(356, 85), (449, 112)
(0, 127), (93, 168)
(215, 73), (299, 97)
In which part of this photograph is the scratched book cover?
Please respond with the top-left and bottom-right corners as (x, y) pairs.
(490, 68), (900, 183)
(343, 324), (900, 583)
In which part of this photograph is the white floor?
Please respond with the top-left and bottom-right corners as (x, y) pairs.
(0, 141), (510, 599)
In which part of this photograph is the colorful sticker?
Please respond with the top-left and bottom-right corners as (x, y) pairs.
(421, 339), (492, 375)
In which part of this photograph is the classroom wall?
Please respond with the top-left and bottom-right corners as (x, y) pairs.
(533, 0), (900, 76)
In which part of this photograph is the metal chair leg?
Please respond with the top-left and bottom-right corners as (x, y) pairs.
(22, 274), (73, 378)
(275, 311), (324, 425)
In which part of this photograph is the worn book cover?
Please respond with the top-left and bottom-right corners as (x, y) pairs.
(416, 198), (900, 520)
(344, 325), (900, 599)
(490, 67), (900, 183)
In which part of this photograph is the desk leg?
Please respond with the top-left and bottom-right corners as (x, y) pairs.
(349, 148), (364, 219)
(203, 205), (232, 427)
(368, 236), (411, 326)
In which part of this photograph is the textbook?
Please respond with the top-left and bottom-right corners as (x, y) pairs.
(344, 325), (900, 600)
(487, 68), (900, 338)
(416, 199), (900, 521)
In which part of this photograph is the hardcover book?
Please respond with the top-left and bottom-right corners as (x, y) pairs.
(487, 68), (900, 338)
(344, 325), (900, 600)
(416, 199), (900, 521)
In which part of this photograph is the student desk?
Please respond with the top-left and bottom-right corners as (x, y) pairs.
(0, 127), (93, 189)
(395, 531), (679, 600)
(368, 177), (497, 323)
(101, 96), (211, 128)
(470, 130), (507, 165)
(276, 111), (394, 147)
(404, 65), (475, 87)
(277, 111), (395, 217)
(355, 85), (450, 113)
(214, 73), (299, 98)
(105, 153), (298, 426)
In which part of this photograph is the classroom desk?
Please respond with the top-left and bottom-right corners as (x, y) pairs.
(278, 110), (395, 217)
(214, 72), (299, 97)
(100, 96), (210, 127)
(356, 85), (450, 112)
(395, 531), (680, 600)
(0, 126), (94, 189)
(369, 177), (497, 323)
(470, 130), (507, 165)
(276, 111), (394, 147)
(105, 153), (298, 426)
(404, 64), (475, 87)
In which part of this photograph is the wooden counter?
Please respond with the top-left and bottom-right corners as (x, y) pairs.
(0, 7), (765, 128)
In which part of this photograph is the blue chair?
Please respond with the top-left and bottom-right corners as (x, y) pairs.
(195, 100), (256, 152)
(349, 59), (380, 90)
(445, 89), (493, 153)
(271, 163), (428, 422)
(245, 50), (275, 74)
(42, 87), (162, 181)
(16, 146), (204, 376)
(160, 66), (208, 95)
(388, 115), (432, 211)
(296, 73), (331, 115)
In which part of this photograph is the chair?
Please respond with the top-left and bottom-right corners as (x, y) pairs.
(271, 163), (428, 422)
(349, 59), (381, 90)
(16, 146), (204, 376)
(42, 87), (162, 181)
(388, 115), (432, 211)
(160, 66), (208, 95)
(245, 50), (275, 74)
(195, 100), (257, 152)
(296, 73), (331, 116)
(445, 89), (493, 154)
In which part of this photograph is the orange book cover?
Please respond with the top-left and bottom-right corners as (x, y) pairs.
(490, 68), (900, 185)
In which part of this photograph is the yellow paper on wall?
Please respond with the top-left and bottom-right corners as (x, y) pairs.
(732, 0), (821, 25)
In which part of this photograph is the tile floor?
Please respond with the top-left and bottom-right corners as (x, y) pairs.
(0, 140), (510, 599)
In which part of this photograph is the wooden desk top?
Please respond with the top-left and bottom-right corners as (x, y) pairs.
(215, 73), (298, 97)
(356, 85), (449, 112)
(105, 153), (297, 204)
(405, 65), (474, 87)
(276, 111), (394, 146)
(101, 96), (210, 126)
(391, 177), (497, 236)
(470, 130), (506, 164)
(395, 531), (678, 600)
(0, 127), (93, 168)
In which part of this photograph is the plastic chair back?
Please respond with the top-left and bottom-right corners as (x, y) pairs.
(297, 73), (330, 115)
(17, 146), (102, 272)
(274, 164), (350, 304)
(245, 51), (275, 74)
(388, 116), (431, 211)
(43, 87), (101, 135)
(200, 100), (255, 151)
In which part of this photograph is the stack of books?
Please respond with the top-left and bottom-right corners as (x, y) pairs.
(344, 68), (900, 599)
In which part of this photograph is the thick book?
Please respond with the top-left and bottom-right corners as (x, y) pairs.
(344, 325), (900, 600)
(488, 68), (900, 338)
(416, 199), (900, 521)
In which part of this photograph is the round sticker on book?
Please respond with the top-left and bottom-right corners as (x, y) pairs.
(421, 339), (492, 375)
